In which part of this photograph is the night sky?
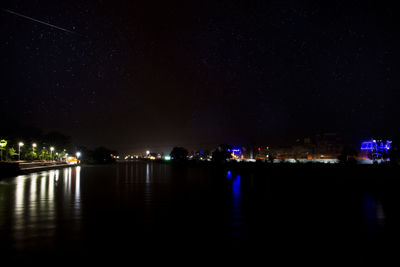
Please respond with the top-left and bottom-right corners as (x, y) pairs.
(1, 0), (399, 153)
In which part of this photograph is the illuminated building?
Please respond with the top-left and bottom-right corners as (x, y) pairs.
(360, 139), (391, 160)
(314, 133), (344, 158)
(261, 133), (344, 160)
(229, 148), (243, 160)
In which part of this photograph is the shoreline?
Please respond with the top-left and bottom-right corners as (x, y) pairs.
(0, 161), (80, 179)
(1, 159), (398, 180)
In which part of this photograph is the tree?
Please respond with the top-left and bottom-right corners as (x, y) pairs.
(0, 147), (5, 161)
(24, 149), (37, 161)
(7, 147), (18, 161)
(212, 144), (232, 163)
(170, 147), (188, 161)
(338, 145), (358, 164)
(38, 148), (49, 160)
(92, 147), (116, 164)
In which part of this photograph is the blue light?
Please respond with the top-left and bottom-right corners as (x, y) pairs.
(231, 148), (241, 153)
(231, 174), (243, 239)
(227, 171), (232, 179)
(361, 140), (392, 151)
(361, 139), (392, 160)
(361, 141), (374, 151)
(384, 141), (392, 150)
(232, 175), (241, 196)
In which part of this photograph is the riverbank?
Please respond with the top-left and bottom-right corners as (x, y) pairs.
(0, 161), (77, 178)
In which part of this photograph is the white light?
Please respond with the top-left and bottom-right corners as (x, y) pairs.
(50, 147), (55, 151)
(18, 142), (24, 147)
(32, 143), (37, 148)
(76, 152), (81, 158)
(146, 150), (150, 155)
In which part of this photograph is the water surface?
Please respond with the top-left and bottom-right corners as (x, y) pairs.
(1, 162), (399, 264)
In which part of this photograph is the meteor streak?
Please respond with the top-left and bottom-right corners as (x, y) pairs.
(2, 9), (77, 35)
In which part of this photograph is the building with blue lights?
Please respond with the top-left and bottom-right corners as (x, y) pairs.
(360, 139), (391, 161)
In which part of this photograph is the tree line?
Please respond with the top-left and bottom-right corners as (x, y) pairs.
(0, 129), (117, 164)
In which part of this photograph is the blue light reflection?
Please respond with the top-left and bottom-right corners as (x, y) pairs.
(231, 174), (243, 246)
(232, 175), (241, 197)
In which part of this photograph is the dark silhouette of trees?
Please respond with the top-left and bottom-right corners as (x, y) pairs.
(76, 146), (93, 163)
(212, 144), (232, 163)
(338, 145), (358, 164)
(92, 147), (117, 164)
(0, 122), (119, 163)
(68, 146), (117, 164)
(170, 147), (188, 161)
(388, 145), (400, 165)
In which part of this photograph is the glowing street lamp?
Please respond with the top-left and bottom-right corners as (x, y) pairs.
(31, 143), (37, 160)
(18, 142), (24, 160)
(50, 147), (54, 161)
(76, 152), (81, 158)
(0, 140), (7, 161)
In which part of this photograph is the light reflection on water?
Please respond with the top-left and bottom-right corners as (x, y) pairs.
(145, 163), (151, 197)
(363, 193), (385, 233)
(4, 167), (82, 247)
(0, 162), (394, 262)
(228, 171), (243, 245)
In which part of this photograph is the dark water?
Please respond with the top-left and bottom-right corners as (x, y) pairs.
(1, 162), (400, 264)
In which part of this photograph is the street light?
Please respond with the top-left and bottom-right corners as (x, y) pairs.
(18, 142), (24, 161)
(0, 140), (7, 161)
(76, 152), (81, 158)
(31, 143), (37, 161)
(50, 147), (54, 161)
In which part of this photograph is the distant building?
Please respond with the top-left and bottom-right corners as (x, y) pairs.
(360, 139), (391, 160)
(260, 133), (344, 160)
(314, 133), (344, 158)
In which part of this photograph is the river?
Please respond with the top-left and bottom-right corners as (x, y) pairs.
(0, 162), (399, 264)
